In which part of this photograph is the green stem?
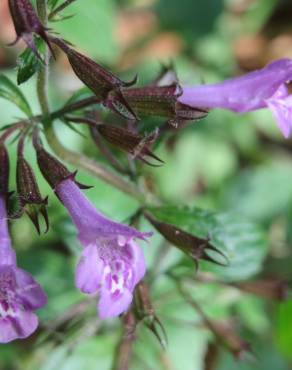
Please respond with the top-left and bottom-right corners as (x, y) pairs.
(36, 0), (50, 116)
(37, 66), (50, 117)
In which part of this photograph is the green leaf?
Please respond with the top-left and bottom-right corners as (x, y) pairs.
(17, 42), (43, 85)
(148, 206), (267, 281)
(0, 74), (32, 116)
(220, 163), (292, 222)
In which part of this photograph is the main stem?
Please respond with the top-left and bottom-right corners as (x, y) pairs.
(36, 0), (50, 116)
(35, 1), (145, 203)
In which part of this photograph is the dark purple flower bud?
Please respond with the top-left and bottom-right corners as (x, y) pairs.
(91, 125), (164, 166)
(16, 156), (49, 234)
(33, 134), (91, 190)
(145, 212), (228, 268)
(8, 0), (55, 61)
(51, 38), (138, 120)
(234, 279), (289, 301)
(35, 145), (72, 189)
(134, 282), (167, 348)
(0, 143), (9, 196)
(122, 84), (208, 126)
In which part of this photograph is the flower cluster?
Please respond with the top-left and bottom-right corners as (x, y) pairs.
(3, 0), (291, 348)
(0, 133), (150, 342)
(9, 1), (292, 138)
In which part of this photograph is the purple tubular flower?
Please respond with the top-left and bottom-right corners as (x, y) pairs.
(179, 59), (292, 138)
(55, 178), (150, 319)
(0, 196), (47, 343)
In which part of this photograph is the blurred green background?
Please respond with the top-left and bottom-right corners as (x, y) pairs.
(0, 0), (292, 369)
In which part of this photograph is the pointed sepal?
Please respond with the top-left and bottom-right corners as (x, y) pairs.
(16, 156), (49, 234)
(91, 125), (164, 166)
(122, 84), (208, 124)
(145, 212), (228, 268)
(134, 282), (167, 349)
(33, 131), (91, 190)
(8, 0), (55, 61)
(34, 141), (72, 189)
(51, 38), (138, 119)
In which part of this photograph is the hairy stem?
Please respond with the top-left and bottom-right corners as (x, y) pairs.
(36, 0), (50, 116)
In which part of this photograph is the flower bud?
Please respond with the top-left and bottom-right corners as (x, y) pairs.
(134, 282), (167, 348)
(0, 143), (9, 196)
(33, 134), (90, 190)
(16, 155), (49, 234)
(34, 144), (73, 189)
(8, 0), (54, 60)
(91, 125), (163, 166)
(122, 84), (208, 124)
(51, 38), (138, 120)
(145, 212), (227, 267)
